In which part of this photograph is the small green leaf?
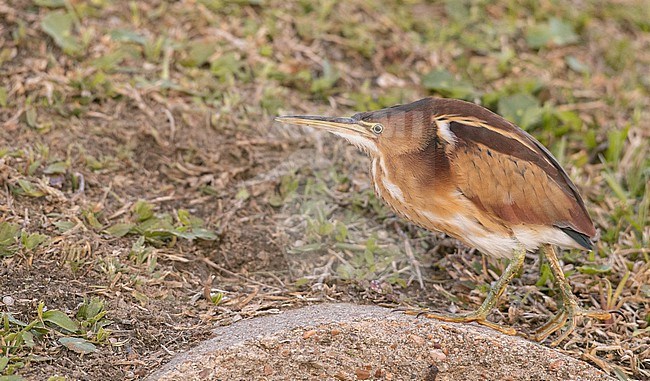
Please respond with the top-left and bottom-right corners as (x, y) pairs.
(129, 235), (148, 256)
(43, 161), (68, 174)
(22, 331), (35, 348)
(526, 26), (552, 49)
(497, 93), (543, 130)
(59, 337), (97, 354)
(91, 49), (129, 71)
(42, 310), (79, 332)
(83, 210), (103, 230)
(41, 11), (82, 55)
(210, 292), (223, 305)
(210, 52), (242, 81)
(0, 356), (8, 372)
(0, 222), (20, 247)
(177, 209), (192, 226)
(547, 18), (579, 45)
(27, 160), (41, 175)
(576, 264), (612, 275)
(54, 220), (76, 233)
(105, 223), (134, 237)
(185, 227), (218, 241)
(24, 107), (37, 128)
(554, 110), (583, 131)
(21, 232), (49, 250)
(1, 312), (28, 327)
(235, 188), (250, 201)
(565, 56), (590, 74)
(37, 301), (45, 320)
(109, 29), (147, 45)
(15, 179), (45, 197)
(421, 69), (475, 99)
(181, 40), (214, 67)
(177, 209), (204, 228)
(77, 297), (105, 321)
(133, 200), (154, 222)
(526, 18), (579, 49)
(137, 215), (174, 237)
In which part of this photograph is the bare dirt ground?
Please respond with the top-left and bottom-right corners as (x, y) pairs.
(0, 1), (648, 380)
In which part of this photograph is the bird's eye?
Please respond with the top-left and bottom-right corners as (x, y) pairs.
(371, 123), (384, 135)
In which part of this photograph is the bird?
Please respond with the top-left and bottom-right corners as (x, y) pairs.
(275, 97), (611, 346)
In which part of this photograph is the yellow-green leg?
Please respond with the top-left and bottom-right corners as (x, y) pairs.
(534, 244), (612, 346)
(408, 247), (527, 336)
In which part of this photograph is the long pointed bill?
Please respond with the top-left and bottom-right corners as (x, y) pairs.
(275, 115), (378, 154)
(274, 115), (373, 138)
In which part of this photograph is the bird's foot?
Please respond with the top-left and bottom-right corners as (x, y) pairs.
(533, 300), (612, 347)
(405, 309), (517, 336)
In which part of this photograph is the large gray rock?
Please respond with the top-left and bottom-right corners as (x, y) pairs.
(147, 303), (612, 381)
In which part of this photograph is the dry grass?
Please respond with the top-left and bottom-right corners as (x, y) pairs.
(0, 0), (648, 380)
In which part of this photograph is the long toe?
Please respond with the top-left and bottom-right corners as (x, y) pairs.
(406, 310), (517, 336)
(533, 310), (569, 342)
(536, 306), (612, 346)
(474, 318), (518, 335)
(582, 308), (612, 321)
(550, 315), (578, 347)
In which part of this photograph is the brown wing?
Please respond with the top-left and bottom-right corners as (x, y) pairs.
(432, 100), (595, 247)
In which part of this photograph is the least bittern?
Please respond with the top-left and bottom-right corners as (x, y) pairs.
(276, 97), (611, 345)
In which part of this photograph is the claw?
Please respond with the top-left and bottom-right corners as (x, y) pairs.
(403, 309), (430, 318)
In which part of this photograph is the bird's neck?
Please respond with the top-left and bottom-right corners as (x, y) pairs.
(374, 140), (451, 191)
(371, 156), (407, 205)
(371, 148), (456, 219)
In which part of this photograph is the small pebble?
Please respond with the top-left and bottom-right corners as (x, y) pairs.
(333, 371), (349, 380)
(355, 368), (371, 380)
(259, 337), (278, 349)
(2, 296), (14, 306)
(409, 334), (425, 345)
(548, 359), (564, 371)
(198, 368), (211, 379)
(302, 330), (317, 339)
(430, 349), (447, 362)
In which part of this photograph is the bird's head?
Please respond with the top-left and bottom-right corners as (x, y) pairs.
(275, 98), (437, 158)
